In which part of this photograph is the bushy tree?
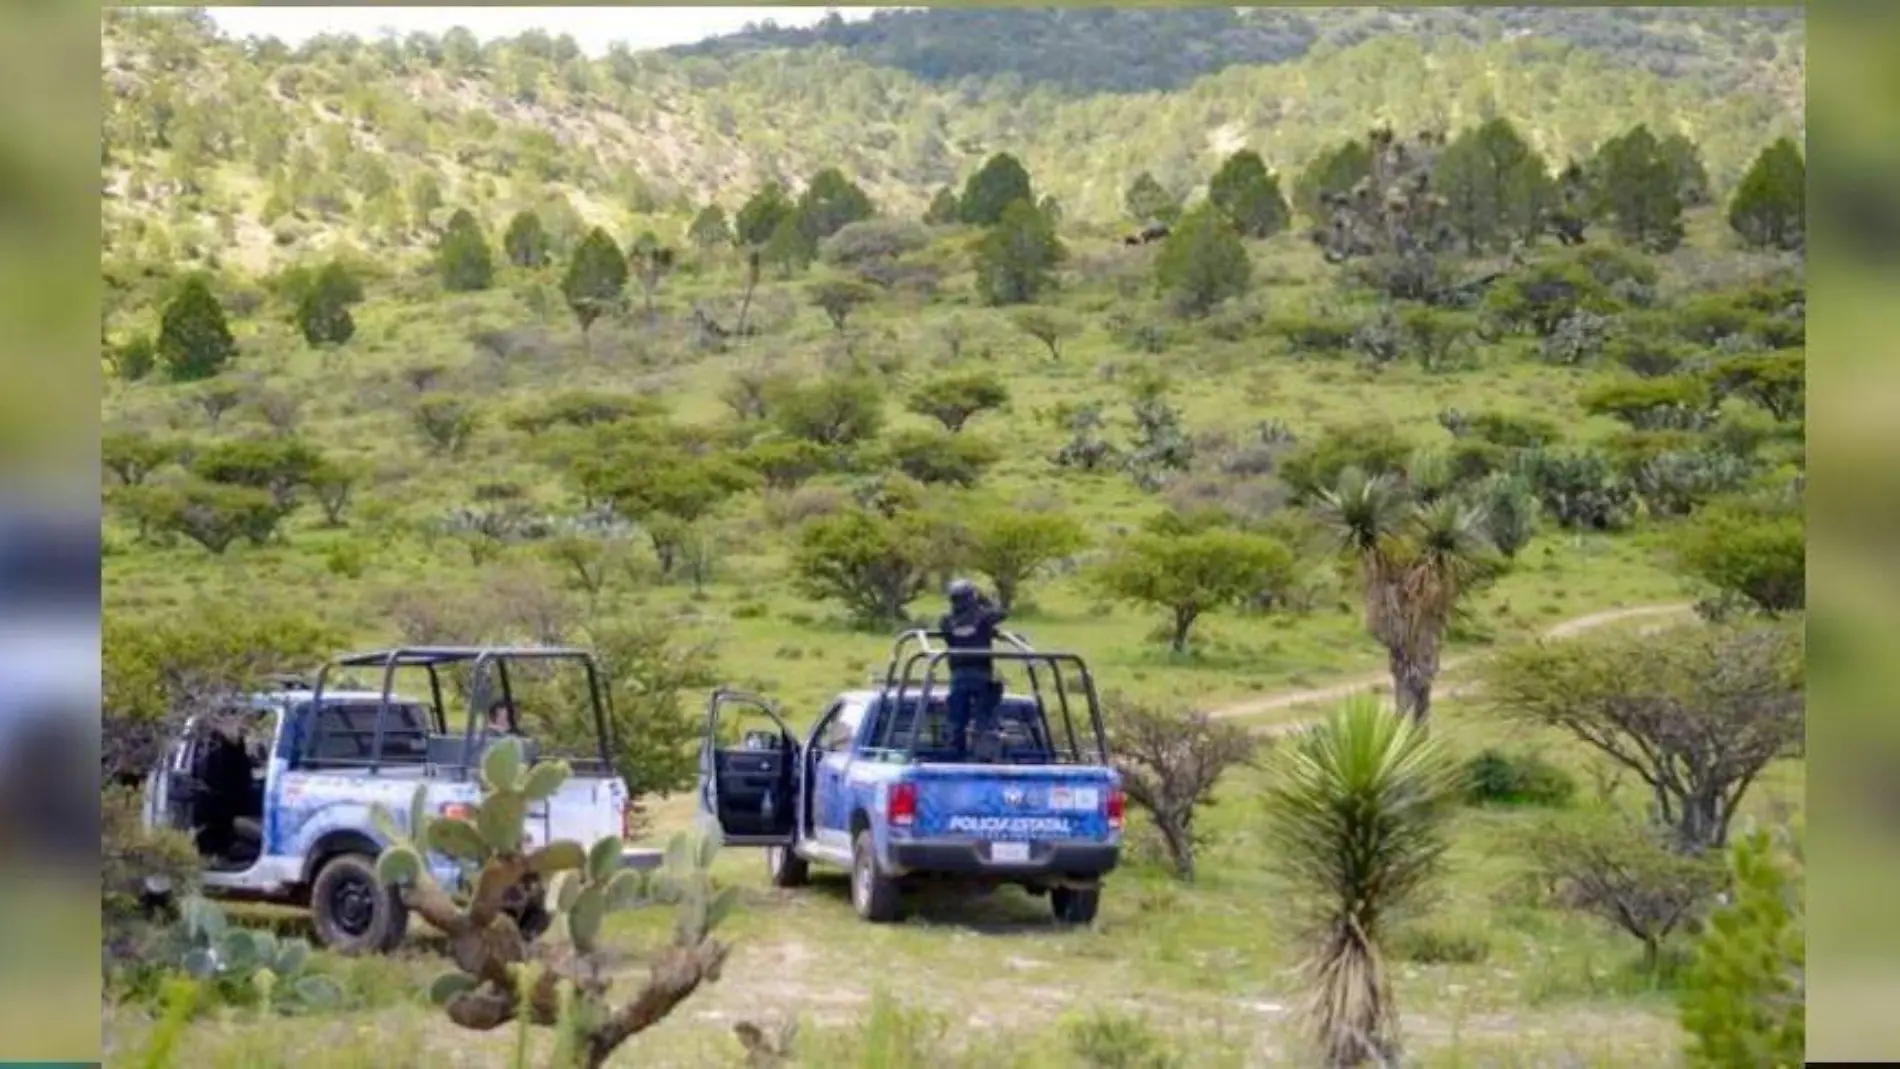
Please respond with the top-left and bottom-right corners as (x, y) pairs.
(1106, 695), (1258, 882)
(1154, 204), (1251, 317)
(907, 372), (1009, 434)
(1658, 132), (1713, 208)
(1434, 117), (1556, 253)
(958, 152), (1034, 226)
(974, 198), (1065, 306)
(436, 208), (495, 291)
(157, 275), (238, 381)
(792, 507), (942, 626)
(1727, 138), (1805, 252)
(627, 231), (676, 320)
(879, 428), (1000, 488)
(1589, 125), (1685, 253)
(797, 166), (876, 240)
(734, 182), (794, 247)
(293, 260), (364, 347)
(1095, 528), (1295, 653)
(807, 277), (878, 332)
(687, 203), (733, 250)
(1123, 171), (1182, 226)
(1207, 149), (1290, 239)
(503, 209), (551, 268)
(1293, 137), (1374, 224)
(964, 508), (1088, 612)
(1709, 349), (1804, 422)
(923, 185), (961, 225)
(1676, 497), (1805, 616)
(763, 207), (818, 276)
(1677, 826), (1805, 1069)
(769, 374), (884, 447)
(562, 227), (628, 342)
(1011, 306), (1082, 360)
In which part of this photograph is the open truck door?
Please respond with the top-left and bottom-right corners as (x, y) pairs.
(700, 687), (799, 846)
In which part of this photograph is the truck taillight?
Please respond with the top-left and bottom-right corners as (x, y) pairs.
(441, 802), (476, 822)
(1106, 788), (1125, 832)
(888, 783), (917, 828)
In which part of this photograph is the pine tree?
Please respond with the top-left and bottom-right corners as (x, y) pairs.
(1658, 132), (1713, 207)
(1207, 149), (1290, 239)
(1728, 138), (1805, 252)
(1156, 204), (1252, 317)
(735, 183), (794, 247)
(562, 227), (628, 343)
(158, 275), (238, 381)
(764, 208), (818, 277)
(1589, 125), (1685, 253)
(688, 204), (733, 249)
(436, 208), (494, 291)
(294, 261), (364, 347)
(797, 167), (876, 240)
(1434, 117), (1557, 253)
(973, 198), (1065, 306)
(1124, 171), (1182, 226)
(502, 209), (550, 268)
(959, 153), (1035, 227)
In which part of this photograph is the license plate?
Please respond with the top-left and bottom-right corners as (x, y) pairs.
(991, 841), (1030, 863)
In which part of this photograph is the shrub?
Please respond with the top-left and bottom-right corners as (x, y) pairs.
(1389, 922), (1492, 964)
(1675, 497), (1805, 615)
(1063, 1007), (1182, 1069)
(1460, 748), (1577, 808)
(1677, 826), (1805, 1068)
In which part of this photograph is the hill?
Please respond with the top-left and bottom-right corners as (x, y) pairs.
(675, 6), (1805, 100)
(101, 8), (1803, 273)
(101, 8), (1806, 1069)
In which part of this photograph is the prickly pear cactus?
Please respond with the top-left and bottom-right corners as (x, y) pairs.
(172, 895), (344, 1014)
(371, 737), (740, 1069)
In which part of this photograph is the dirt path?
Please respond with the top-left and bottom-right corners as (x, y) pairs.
(1207, 602), (1694, 727)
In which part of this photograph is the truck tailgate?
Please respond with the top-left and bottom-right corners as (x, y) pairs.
(903, 765), (1119, 842)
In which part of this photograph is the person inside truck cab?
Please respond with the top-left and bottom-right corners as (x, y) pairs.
(485, 696), (519, 738)
(938, 577), (1008, 762)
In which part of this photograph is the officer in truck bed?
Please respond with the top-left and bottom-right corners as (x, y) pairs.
(938, 578), (1008, 762)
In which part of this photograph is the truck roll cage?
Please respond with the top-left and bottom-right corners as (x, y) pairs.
(306, 645), (618, 777)
(869, 629), (1109, 762)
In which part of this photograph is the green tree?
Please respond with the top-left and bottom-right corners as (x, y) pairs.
(880, 428), (1001, 488)
(1106, 697), (1259, 882)
(1154, 203), (1252, 317)
(294, 260), (364, 347)
(562, 227), (629, 342)
(1261, 695), (1458, 1069)
(1590, 125), (1685, 253)
(1657, 132), (1713, 207)
(1709, 349), (1804, 423)
(1727, 138), (1805, 252)
(1294, 138), (1373, 224)
(734, 182), (794, 247)
(906, 371), (1010, 433)
(797, 166), (876, 240)
(502, 209), (551, 268)
(966, 509), (1088, 613)
(591, 452), (757, 576)
(1677, 826), (1805, 1069)
(120, 479), (284, 555)
(627, 231), (675, 319)
(958, 152), (1034, 227)
(769, 374), (885, 447)
(763, 207), (818, 276)
(102, 430), (182, 488)
(1206, 149), (1290, 239)
(688, 203), (733, 250)
(1011, 307), (1082, 360)
(1676, 497), (1805, 616)
(1095, 528), (1294, 654)
(1434, 117), (1556, 253)
(1123, 171), (1181, 226)
(157, 275), (238, 381)
(435, 208), (495, 291)
(923, 185), (961, 225)
(564, 618), (720, 823)
(808, 277), (878, 332)
(974, 198), (1066, 306)
(1316, 468), (1498, 723)
(793, 507), (942, 626)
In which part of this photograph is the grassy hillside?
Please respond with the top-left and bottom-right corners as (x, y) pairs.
(101, 9), (1805, 1068)
(101, 8), (1802, 274)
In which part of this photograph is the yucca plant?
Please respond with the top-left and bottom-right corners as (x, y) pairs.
(1261, 695), (1459, 1068)
(1316, 466), (1497, 723)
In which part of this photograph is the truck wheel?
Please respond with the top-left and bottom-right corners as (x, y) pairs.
(1051, 886), (1101, 926)
(766, 845), (809, 888)
(310, 853), (409, 954)
(850, 831), (900, 923)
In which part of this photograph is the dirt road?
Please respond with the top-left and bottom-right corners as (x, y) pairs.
(1207, 602), (1694, 727)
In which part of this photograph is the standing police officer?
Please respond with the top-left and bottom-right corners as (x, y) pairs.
(938, 578), (1008, 761)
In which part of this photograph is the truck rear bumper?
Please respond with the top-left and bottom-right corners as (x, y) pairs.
(888, 841), (1119, 880)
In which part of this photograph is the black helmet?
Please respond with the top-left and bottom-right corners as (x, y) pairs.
(946, 577), (979, 606)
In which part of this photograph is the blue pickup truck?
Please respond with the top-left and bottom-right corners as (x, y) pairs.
(142, 645), (657, 953)
(699, 630), (1124, 924)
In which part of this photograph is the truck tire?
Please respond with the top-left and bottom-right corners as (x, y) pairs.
(850, 830), (901, 923)
(766, 845), (809, 888)
(1051, 886), (1100, 926)
(310, 853), (409, 954)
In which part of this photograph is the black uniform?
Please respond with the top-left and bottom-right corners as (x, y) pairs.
(938, 587), (1007, 761)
